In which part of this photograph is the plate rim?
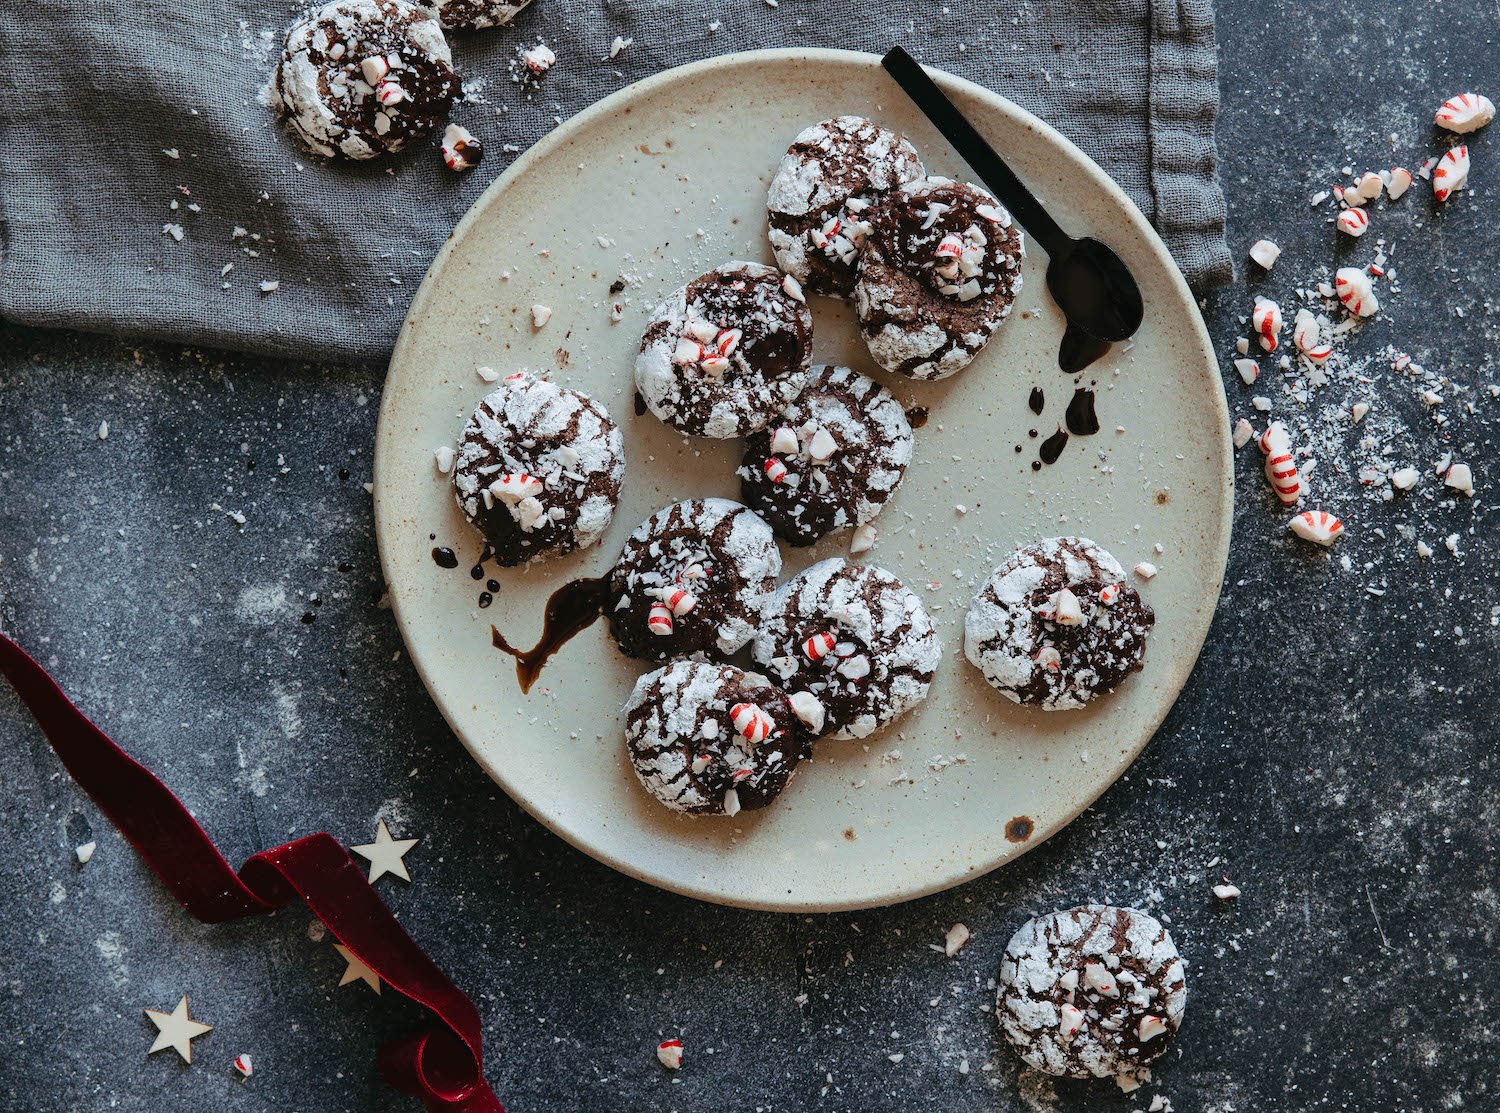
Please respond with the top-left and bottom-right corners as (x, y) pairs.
(374, 46), (1233, 911)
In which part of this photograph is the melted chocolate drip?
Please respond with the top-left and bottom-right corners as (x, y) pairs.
(490, 576), (610, 694)
(1065, 388), (1100, 436)
(905, 405), (930, 429)
(1059, 322), (1111, 373)
(431, 546), (458, 569)
(633, 391), (648, 416)
(1039, 426), (1069, 466)
(1027, 387), (1045, 415)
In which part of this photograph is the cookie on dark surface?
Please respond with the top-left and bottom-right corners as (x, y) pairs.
(737, 365), (913, 547)
(996, 905), (1187, 1088)
(274, 0), (459, 160)
(854, 176), (1025, 380)
(767, 116), (925, 299)
(607, 498), (781, 662)
(623, 660), (810, 817)
(634, 262), (814, 439)
(452, 371), (625, 566)
(964, 537), (1153, 711)
(431, 0), (532, 29)
(752, 559), (941, 741)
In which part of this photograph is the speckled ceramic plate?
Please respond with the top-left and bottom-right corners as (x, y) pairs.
(374, 49), (1231, 911)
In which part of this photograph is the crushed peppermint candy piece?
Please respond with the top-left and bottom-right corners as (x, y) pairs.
(763, 457), (788, 483)
(660, 586), (697, 616)
(1335, 207), (1369, 237)
(1292, 309), (1332, 364)
(1247, 239), (1280, 270)
(788, 690), (825, 733)
(433, 446), (455, 475)
(476, 365), (500, 382)
(803, 631), (836, 660)
(1259, 422), (1302, 505)
(521, 42), (556, 74)
(1386, 166), (1413, 199)
(1233, 357), (1260, 384)
(849, 522), (878, 555)
(1434, 92), (1495, 134)
(730, 702), (774, 744)
(75, 841), (97, 864)
(656, 1038), (684, 1070)
(943, 923), (972, 957)
(1082, 962), (1119, 998)
(1098, 582), (1123, 605)
(441, 123), (483, 172)
(722, 787), (741, 816)
(1444, 462), (1475, 496)
(1059, 1003), (1086, 1038)
(1034, 645), (1062, 670)
(1134, 561), (1158, 580)
(608, 36), (632, 59)
(1137, 1015), (1170, 1043)
(1350, 402), (1369, 424)
(782, 273), (804, 303)
(1289, 509), (1344, 546)
(806, 426), (837, 462)
(1044, 587), (1085, 626)
(233, 1053), (254, 1079)
(1432, 145), (1470, 202)
(647, 602), (674, 635)
(1334, 267), (1379, 317)
(489, 473), (544, 504)
(1232, 418), (1254, 448)
(837, 653), (871, 680)
(531, 304), (553, 329)
(1251, 297), (1282, 352)
(360, 56), (390, 84)
(769, 426), (799, 455)
(1351, 171), (1383, 201)
(1212, 881), (1241, 900)
(375, 80), (407, 107)
(1390, 466), (1420, 491)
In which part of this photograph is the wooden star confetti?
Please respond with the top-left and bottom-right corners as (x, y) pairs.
(334, 943), (381, 994)
(144, 995), (213, 1063)
(350, 819), (419, 884)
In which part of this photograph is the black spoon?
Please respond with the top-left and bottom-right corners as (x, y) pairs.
(881, 46), (1144, 374)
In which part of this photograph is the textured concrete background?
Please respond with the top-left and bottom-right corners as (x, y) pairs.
(1, 2), (1496, 1111)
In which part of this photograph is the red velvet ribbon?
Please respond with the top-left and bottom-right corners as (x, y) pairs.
(0, 632), (503, 1112)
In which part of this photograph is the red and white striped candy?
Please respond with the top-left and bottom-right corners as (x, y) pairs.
(1352, 171), (1384, 201)
(504, 371), (527, 382)
(1059, 1004), (1086, 1038)
(673, 337), (703, 365)
(490, 473), (544, 504)
(375, 80), (406, 107)
(715, 328), (742, 357)
(1233, 357), (1260, 385)
(700, 354), (730, 376)
(1137, 1015), (1170, 1043)
(647, 602), (673, 635)
(660, 586), (697, 616)
(1336, 207), (1369, 237)
(1289, 509), (1343, 546)
(769, 426), (799, 455)
(1335, 267), (1379, 317)
(763, 457), (787, 483)
(657, 1038), (683, 1070)
(360, 56), (390, 84)
(1292, 309), (1332, 364)
(233, 1053), (254, 1078)
(934, 232), (965, 259)
(1434, 93), (1495, 134)
(1034, 646), (1061, 671)
(1251, 297), (1282, 352)
(1099, 583), (1122, 606)
(730, 702), (773, 744)
(1259, 422), (1301, 505)
(1386, 167), (1412, 200)
(731, 767), (754, 783)
(1433, 145), (1470, 202)
(802, 631), (836, 660)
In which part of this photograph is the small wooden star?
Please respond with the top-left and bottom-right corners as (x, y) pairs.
(144, 995), (213, 1063)
(350, 819), (419, 883)
(334, 943), (381, 994)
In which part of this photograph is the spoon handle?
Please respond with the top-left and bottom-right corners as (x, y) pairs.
(881, 46), (1072, 259)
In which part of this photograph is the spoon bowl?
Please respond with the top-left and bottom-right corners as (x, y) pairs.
(1047, 236), (1145, 342)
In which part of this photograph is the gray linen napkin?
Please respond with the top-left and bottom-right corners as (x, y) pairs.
(0, 0), (1230, 364)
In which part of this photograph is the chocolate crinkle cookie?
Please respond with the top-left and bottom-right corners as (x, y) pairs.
(431, 0), (532, 30)
(623, 660), (810, 817)
(452, 371), (625, 566)
(965, 537), (1152, 710)
(855, 176), (1024, 380)
(996, 905), (1187, 1089)
(737, 365), (913, 547)
(607, 498), (781, 662)
(752, 559), (940, 740)
(273, 0), (459, 160)
(634, 262), (814, 439)
(766, 116), (925, 299)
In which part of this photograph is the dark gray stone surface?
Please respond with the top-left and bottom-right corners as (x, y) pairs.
(1, 3), (1495, 1111)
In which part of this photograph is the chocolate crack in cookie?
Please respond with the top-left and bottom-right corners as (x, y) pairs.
(752, 559), (940, 740)
(452, 371), (625, 566)
(767, 116), (925, 299)
(964, 537), (1153, 710)
(274, 0), (459, 160)
(737, 365), (913, 547)
(607, 498), (781, 662)
(996, 905), (1187, 1089)
(623, 660), (810, 817)
(855, 176), (1024, 380)
(635, 262), (814, 438)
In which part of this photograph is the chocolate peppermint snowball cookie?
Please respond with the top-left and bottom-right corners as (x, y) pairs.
(855, 177), (1025, 380)
(767, 116), (925, 298)
(624, 660), (810, 817)
(737, 365), (913, 547)
(274, 0), (459, 160)
(452, 372), (625, 566)
(996, 905), (1187, 1088)
(635, 262), (814, 438)
(431, 0), (532, 29)
(607, 499), (781, 662)
(965, 537), (1153, 710)
(752, 559), (941, 740)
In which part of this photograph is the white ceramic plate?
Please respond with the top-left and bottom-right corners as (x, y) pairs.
(374, 49), (1231, 911)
